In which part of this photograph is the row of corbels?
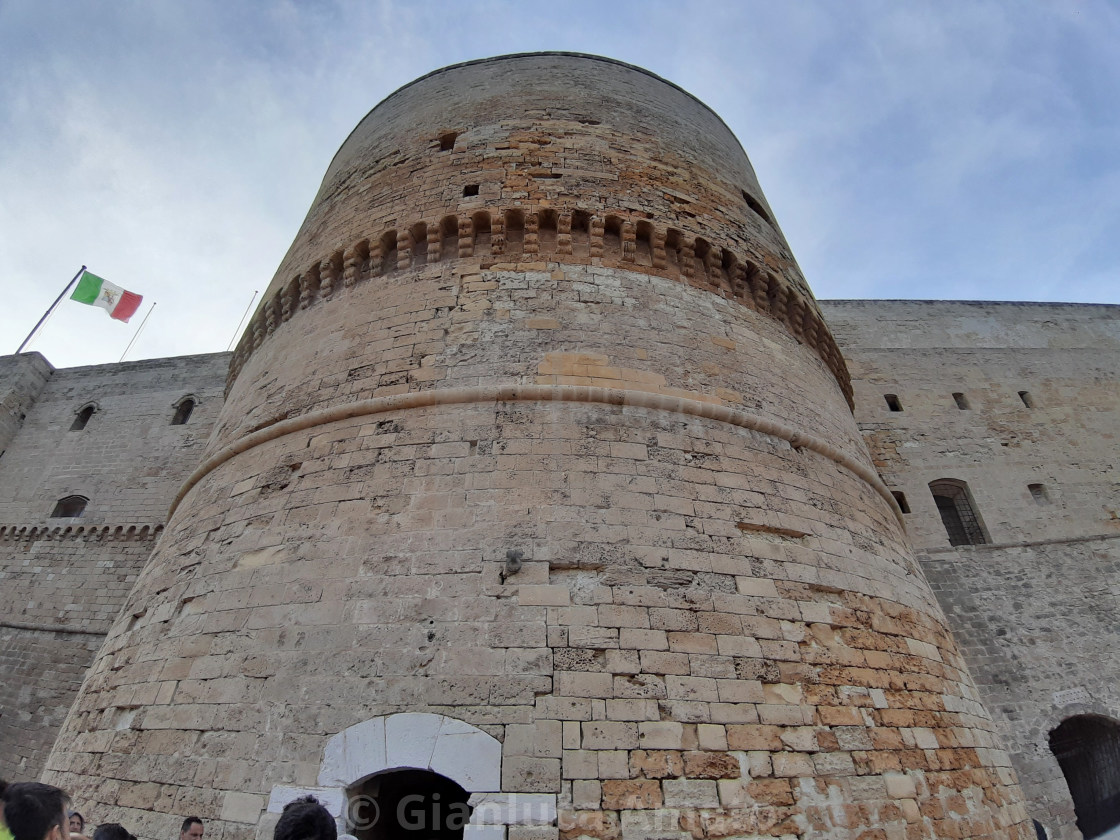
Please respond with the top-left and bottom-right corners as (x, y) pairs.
(227, 207), (853, 407)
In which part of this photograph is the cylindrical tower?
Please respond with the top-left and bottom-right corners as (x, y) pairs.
(44, 54), (1031, 840)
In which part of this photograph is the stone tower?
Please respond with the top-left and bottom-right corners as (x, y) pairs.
(42, 54), (1032, 840)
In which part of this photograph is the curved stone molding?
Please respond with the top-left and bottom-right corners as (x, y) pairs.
(317, 712), (501, 792)
(226, 207), (853, 407)
(169, 384), (902, 525)
(0, 523), (163, 541)
(0, 618), (108, 636)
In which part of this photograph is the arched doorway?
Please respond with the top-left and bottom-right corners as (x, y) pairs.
(1049, 715), (1120, 838)
(348, 769), (471, 840)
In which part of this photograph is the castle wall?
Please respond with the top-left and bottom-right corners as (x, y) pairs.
(0, 352), (229, 780)
(824, 300), (1120, 840)
(0, 353), (230, 524)
(0, 528), (161, 779)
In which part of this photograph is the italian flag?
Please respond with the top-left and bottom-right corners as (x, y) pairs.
(70, 271), (143, 322)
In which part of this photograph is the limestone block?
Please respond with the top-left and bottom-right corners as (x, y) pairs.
(467, 793), (556, 825)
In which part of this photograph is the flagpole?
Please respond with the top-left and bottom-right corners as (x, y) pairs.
(16, 265), (87, 353)
(119, 302), (156, 362)
(226, 290), (259, 351)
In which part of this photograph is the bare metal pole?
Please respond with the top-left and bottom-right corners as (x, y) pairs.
(16, 265), (87, 353)
(119, 302), (156, 362)
(227, 289), (258, 351)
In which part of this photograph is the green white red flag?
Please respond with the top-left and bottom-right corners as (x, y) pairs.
(70, 271), (143, 322)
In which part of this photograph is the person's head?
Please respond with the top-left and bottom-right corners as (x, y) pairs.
(273, 797), (336, 840)
(178, 818), (202, 840)
(67, 814), (83, 836)
(91, 825), (131, 840)
(1, 783), (70, 840)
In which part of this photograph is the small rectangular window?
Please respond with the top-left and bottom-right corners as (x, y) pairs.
(1019, 391), (1034, 408)
(1029, 483), (1050, 505)
(884, 394), (903, 412)
(891, 491), (910, 513)
(953, 392), (971, 410)
(463, 184), (479, 197)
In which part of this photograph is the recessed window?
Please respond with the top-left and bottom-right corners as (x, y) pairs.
(929, 479), (986, 546)
(884, 394), (903, 412)
(70, 405), (96, 431)
(952, 392), (971, 410)
(741, 190), (773, 225)
(51, 495), (88, 518)
(1029, 483), (1050, 505)
(891, 491), (910, 514)
(1019, 390), (1034, 408)
(463, 184), (479, 197)
(171, 398), (196, 426)
(439, 132), (458, 151)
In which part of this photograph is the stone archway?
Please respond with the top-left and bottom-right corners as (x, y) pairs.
(265, 713), (554, 840)
(1049, 714), (1120, 838)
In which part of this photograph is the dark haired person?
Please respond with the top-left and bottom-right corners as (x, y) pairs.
(178, 818), (202, 840)
(66, 814), (85, 840)
(0, 780), (12, 840)
(274, 797), (336, 840)
(1, 783), (70, 840)
(91, 825), (133, 840)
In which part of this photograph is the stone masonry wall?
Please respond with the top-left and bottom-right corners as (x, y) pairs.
(825, 300), (1120, 840)
(0, 352), (228, 781)
(0, 529), (160, 779)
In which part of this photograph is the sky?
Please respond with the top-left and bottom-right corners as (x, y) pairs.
(2, 1), (1118, 369)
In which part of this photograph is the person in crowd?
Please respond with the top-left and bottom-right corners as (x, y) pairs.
(1, 783), (70, 840)
(178, 817), (202, 840)
(91, 824), (133, 840)
(0, 780), (12, 840)
(274, 797), (336, 840)
(66, 814), (85, 840)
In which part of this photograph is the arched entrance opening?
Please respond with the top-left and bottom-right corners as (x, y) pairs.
(347, 768), (472, 840)
(1049, 715), (1120, 838)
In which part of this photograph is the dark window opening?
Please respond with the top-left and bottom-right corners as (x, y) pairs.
(71, 405), (96, 431)
(411, 222), (429, 267)
(953, 392), (971, 410)
(891, 491), (910, 514)
(51, 495), (88, 518)
(439, 132), (458, 151)
(348, 769), (472, 840)
(570, 210), (591, 258)
(742, 190), (772, 224)
(884, 394), (903, 412)
(172, 399), (195, 425)
(462, 184), (479, 197)
(538, 209), (558, 253)
(1029, 483), (1050, 505)
(635, 221), (654, 266)
(380, 231), (398, 275)
(929, 480), (986, 546)
(440, 216), (458, 261)
(471, 212), (491, 255)
(1019, 390), (1035, 408)
(504, 209), (525, 257)
(1049, 715), (1120, 839)
(603, 215), (622, 260)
